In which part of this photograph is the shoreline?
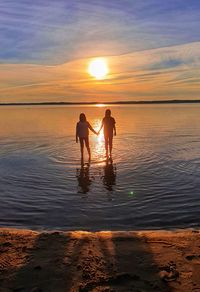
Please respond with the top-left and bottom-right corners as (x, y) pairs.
(0, 228), (199, 291)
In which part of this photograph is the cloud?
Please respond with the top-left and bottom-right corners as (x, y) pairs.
(0, 41), (199, 102)
(0, 0), (200, 65)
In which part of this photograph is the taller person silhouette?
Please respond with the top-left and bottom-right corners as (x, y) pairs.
(99, 109), (116, 159)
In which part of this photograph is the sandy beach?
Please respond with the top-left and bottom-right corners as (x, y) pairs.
(0, 229), (199, 291)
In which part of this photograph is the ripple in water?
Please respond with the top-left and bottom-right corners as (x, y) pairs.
(0, 105), (200, 230)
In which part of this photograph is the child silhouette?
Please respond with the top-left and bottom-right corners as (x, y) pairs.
(99, 109), (116, 159)
(76, 113), (97, 163)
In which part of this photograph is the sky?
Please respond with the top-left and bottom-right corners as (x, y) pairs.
(0, 0), (200, 102)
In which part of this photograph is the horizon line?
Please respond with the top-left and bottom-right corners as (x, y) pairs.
(0, 99), (200, 106)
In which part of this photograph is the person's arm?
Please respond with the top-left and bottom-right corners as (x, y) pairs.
(88, 123), (98, 135)
(76, 123), (79, 143)
(113, 119), (116, 136)
(98, 120), (104, 135)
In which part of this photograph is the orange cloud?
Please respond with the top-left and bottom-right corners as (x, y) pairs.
(0, 42), (199, 103)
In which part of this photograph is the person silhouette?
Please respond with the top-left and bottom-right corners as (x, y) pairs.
(98, 109), (116, 159)
(76, 113), (98, 164)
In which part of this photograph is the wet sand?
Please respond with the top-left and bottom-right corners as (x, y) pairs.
(0, 228), (199, 291)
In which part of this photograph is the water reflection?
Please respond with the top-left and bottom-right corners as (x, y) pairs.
(1, 105), (200, 230)
(76, 163), (92, 194)
(102, 160), (117, 191)
(92, 118), (105, 159)
(76, 159), (117, 194)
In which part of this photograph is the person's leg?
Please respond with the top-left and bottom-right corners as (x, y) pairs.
(104, 136), (109, 158)
(108, 135), (113, 157)
(79, 138), (84, 162)
(85, 137), (91, 160)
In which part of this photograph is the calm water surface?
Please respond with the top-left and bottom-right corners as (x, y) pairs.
(0, 104), (200, 230)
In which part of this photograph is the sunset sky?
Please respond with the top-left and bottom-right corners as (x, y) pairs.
(0, 0), (200, 103)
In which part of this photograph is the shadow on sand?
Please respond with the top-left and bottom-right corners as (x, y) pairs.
(1, 231), (172, 292)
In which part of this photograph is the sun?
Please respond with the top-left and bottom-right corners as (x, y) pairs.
(88, 58), (109, 80)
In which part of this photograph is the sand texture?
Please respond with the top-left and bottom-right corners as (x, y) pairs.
(0, 229), (200, 292)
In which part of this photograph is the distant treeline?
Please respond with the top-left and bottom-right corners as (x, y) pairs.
(0, 100), (200, 106)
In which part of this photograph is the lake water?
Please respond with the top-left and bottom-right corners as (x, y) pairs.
(0, 104), (200, 231)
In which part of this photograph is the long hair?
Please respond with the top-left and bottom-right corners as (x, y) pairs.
(79, 113), (87, 122)
(105, 109), (111, 117)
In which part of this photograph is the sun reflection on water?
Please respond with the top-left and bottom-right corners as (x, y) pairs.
(95, 104), (106, 107)
(92, 119), (105, 160)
